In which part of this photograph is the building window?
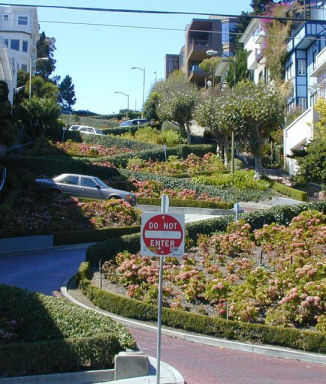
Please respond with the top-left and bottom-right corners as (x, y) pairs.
(3, 14), (9, 21)
(21, 64), (28, 72)
(297, 59), (306, 75)
(4, 39), (8, 47)
(10, 39), (19, 51)
(258, 70), (264, 83)
(22, 41), (28, 52)
(11, 58), (16, 74)
(298, 97), (307, 111)
(17, 15), (28, 25)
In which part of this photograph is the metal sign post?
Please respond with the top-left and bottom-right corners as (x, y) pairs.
(156, 194), (168, 384)
(140, 195), (184, 384)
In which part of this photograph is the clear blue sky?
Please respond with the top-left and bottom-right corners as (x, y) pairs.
(5, 0), (251, 114)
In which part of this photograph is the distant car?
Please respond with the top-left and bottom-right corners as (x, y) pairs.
(68, 125), (81, 131)
(35, 174), (136, 205)
(78, 126), (105, 136)
(119, 119), (150, 127)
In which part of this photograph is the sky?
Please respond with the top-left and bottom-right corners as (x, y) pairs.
(3, 0), (252, 114)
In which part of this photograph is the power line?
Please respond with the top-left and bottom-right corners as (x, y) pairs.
(1, 2), (326, 23)
(37, 19), (326, 43)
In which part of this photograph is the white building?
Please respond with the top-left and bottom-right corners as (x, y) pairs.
(0, 5), (39, 103)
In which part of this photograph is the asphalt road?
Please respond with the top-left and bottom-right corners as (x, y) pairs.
(2, 245), (326, 384)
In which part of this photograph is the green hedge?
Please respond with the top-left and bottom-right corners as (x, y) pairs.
(66, 130), (159, 151)
(53, 225), (140, 246)
(0, 334), (120, 377)
(86, 201), (326, 265)
(102, 125), (146, 136)
(77, 263), (326, 354)
(271, 180), (308, 202)
(2, 156), (121, 181)
(0, 284), (135, 377)
(137, 197), (234, 209)
(92, 144), (216, 169)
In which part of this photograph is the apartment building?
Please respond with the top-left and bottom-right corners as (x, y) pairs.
(165, 17), (237, 87)
(0, 5), (39, 103)
(283, 0), (326, 174)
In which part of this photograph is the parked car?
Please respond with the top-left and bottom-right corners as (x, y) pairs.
(68, 125), (81, 131)
(78, 126), (105, 136)
(119, 119), (150, 127)
(34, 174), (137, 205)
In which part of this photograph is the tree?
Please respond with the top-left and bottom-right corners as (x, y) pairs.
(0, 81), (15, 145)
(143, 91), (160, 120)
(234, 81), (285, 178)
(57, 75), (76, 111)
(251, 0), (275, 14)
(312, 97), (326, 140)
(292, 140), (326, 185)
(195, 88), (242, 164)
(199, 57), (221, 87)
(226, 48), (250, 88)
(28, 76), (58, 99)
(36, 32), (56, 79)
(17, 98), (61, 140)
(155, 71), (198, 144)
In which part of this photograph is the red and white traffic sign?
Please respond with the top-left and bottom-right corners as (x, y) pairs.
(141, 212), (185, 257)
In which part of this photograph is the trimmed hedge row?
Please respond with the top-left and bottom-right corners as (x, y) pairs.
(102, 125), (145, 136)
(0, 284), (136, 377)
(53, 225), (140, 246)
(86, 201), (326, 266)
(2, 156), (121, 180)
(66, 130), (159, 151)
(271, 180), (308, 202)
(77, 262), (326, 354)
(0, 334), (120, 377)
(137, 197), (234, 209)
(92, 144), (216, 168)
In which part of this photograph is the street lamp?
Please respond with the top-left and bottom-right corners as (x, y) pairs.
(131, 66), (145, 118)
(114, 91), (130, 115)
(29, 57), (48, 99)
(154, 71), (158, 83)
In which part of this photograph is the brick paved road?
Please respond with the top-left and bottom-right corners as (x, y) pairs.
(2, 246), (326, 383)
(130, 327), (326, 384)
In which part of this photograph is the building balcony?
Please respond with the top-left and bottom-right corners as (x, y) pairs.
(247, 51), (259, 70)
(287, 22), (324, 53)
(187, 39), (210, 61)
(188, 66), (207, 85)
(310, 46), (326, 77)
(254, 28), (266, 44)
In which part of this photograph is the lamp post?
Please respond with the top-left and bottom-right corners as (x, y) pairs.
(29, 57), (48, 99)
(131, 66), (145, 118)
(114, 91), (130, 116)
(154, 71), (158, 83)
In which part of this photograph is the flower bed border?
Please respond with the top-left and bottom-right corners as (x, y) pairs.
(76, 261), (326, 354)
(79, 201), (326, 353)
(136, 197), (233, 209)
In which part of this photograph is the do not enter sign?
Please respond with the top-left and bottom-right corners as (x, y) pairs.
(141, 213), (185, 257)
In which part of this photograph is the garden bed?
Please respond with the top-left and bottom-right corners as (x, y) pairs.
(0, 284), (135, 377)
(0, 192), (140, 238)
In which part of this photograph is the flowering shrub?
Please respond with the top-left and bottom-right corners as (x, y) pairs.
(0, 192), (140, 237)
(127, 152), (226, 175)
(131, 178), (224, 204)
(103, 210), (326, 328)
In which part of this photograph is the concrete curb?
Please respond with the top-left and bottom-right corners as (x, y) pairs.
(61, 282), (326, 367)
(0, 358), (184, 384)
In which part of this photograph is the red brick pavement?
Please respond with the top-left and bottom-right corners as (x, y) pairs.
(129, 327), (326, 384)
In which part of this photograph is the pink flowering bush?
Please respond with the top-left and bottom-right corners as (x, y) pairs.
(0, 193), (140, 237)
(127, 152), (226, 175)
(131, 178), (223, 204)
(30, 139), (133, 157)
(104, 209), (326, 328)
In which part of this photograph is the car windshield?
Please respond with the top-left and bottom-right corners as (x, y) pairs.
(120, 121), (132, 127)
(95, 129), (103, 134)
(94, 177), (109, 189)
